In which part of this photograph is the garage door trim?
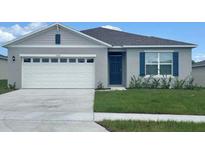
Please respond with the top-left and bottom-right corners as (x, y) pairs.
(21, 54), (96, 89)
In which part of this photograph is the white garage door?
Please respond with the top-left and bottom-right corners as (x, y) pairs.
(22, 56), (95, 88)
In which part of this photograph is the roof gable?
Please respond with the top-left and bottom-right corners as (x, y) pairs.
(2, 24), (111, 47)
(81, 27), (196, 47)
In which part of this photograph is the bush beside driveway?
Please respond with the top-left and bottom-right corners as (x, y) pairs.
(0, 80), (12, 94)
(94, 89), (205, 115)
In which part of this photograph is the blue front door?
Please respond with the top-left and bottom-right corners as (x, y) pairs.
(109, 55), (122, 85)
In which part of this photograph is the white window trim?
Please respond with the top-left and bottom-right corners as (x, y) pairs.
(145, 52), (173, 76)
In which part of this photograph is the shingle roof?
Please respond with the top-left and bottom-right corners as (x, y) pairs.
(0, 54), (8, 60)
(193, 60), (205, 68)
(81, 27), (195, 47)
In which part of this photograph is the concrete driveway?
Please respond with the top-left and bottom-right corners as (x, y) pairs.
(0, 89), (107, 132)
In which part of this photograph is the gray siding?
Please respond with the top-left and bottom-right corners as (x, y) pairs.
(8, 47), (192, 89)
(126, 48), (192, 87)
(179, 48), (192, 79)
(8, 47), (108, 89)
(126, 49), (139, 87)
(0, 59), (8, 80)
(12, 27), (104, 46)
(6, 25), (192, 89)
(192, 66), (205, 87)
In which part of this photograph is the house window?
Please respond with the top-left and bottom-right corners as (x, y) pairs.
(51, 58), (58, 63)
(42, 58), (49, 63)
(24, 58), (31, 63)
(145, 52), (172, 75)
(87, 58), (94, 63)
(55, 34), (61, 44)
(33, 58), (40, 63)
(78, 58), (85, 63)
(60, 58), (67, 63)
(69, 58), (76, 63)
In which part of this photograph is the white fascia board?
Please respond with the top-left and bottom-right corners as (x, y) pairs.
(111, 45), (197, 48)
(9, 45), (107, 48)
(122, 45), (197, 48)
(20, 54), (58, 57)
(2, 23), (111, 48)
(20, 54), (96, 58)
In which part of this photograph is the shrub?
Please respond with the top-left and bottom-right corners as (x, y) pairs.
(151, 77), (161, 89)
(8, 82), (16, 90)
(96, 81), (104, 90)
(129, 76), (143, 89)
(0, 80), (8, 89)
(172, 78), (186, 89)
(129, 75), (198, 90)
(141, 76), (152, 88)
(184, 76), (195, 89)
(160, 76), (172, 89)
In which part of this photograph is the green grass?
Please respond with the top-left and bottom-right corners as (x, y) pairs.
(94, 89), (205, 115)
(0, 80), (12, 94)
(98, 120), (205, 132)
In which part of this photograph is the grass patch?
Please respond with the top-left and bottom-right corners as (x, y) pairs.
(98, 120), (205, 132)
(0, 80), (12, 94)
(0, 79), (8, 89)
(94, 89), (205, 115)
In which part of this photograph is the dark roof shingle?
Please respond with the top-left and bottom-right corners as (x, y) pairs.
(193, 60), (205, 67)
(81, 27), (195, 46)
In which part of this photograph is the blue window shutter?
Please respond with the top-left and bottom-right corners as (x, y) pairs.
(140, 52), (145, 76)
(55, 34), (61, 44)
(173, 52), (179, 76)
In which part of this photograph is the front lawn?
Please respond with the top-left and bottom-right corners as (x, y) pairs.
(0, 80), (12, 94)
(98, 120), (205, 132)
(94, 89), (205, 115)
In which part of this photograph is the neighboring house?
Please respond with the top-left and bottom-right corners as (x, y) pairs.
(0, 54), (8, 80)
(2, 23), (196, 89)
(192, 60), (205, 87)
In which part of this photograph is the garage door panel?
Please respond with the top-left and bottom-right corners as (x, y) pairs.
(22, 58), (95, 88)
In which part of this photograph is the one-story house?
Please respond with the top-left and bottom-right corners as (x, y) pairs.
(0, 54), (8, 80)
(2, 23), (196, 89)
(192, 60), (205, 87)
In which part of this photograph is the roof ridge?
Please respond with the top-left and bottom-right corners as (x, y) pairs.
(82, 27), (152, 38)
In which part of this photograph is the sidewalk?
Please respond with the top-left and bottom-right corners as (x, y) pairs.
(94, 112), (205, 123)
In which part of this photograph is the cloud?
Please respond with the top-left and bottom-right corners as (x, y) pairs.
(193, 53), (205, 62)
(0, 22), (47, 44)
(101, 25), (122, 31)
(0, 29), (15, 42)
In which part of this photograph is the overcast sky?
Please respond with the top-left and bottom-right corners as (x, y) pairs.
(0, 22), (204, 61)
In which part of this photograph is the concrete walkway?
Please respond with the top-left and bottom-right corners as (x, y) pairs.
(0, 89), (94, 121)
(0, 89), (108, 132)
(0, 120), (107, 132)
(94, 112), (205, 123)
